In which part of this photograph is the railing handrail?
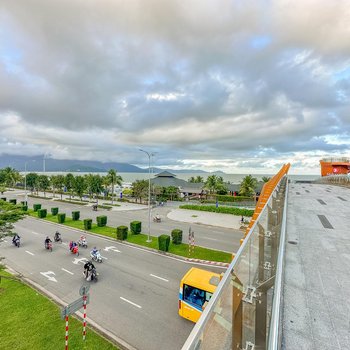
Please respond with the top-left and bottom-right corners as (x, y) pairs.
(267, 178), (289, 349)
(181, 174), (288, 350)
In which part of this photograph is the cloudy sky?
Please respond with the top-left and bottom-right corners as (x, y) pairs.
(0, 0), (349, 174)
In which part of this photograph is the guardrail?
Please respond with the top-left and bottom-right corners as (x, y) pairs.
(181, 165), (289, 350)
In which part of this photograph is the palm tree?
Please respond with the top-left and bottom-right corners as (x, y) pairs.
(1, 167), (21, 187)
(195, 176), (204, 183)
(239, 175), (258, 197)
(262, 176), (271, 183)
(105, 169), (123, 205)
(204, 175), (218, 194)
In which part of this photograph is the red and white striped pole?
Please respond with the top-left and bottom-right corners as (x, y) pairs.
(82, 294), (87, 340)
(191, 231), (195, 254)
(65, 315), (69, 350)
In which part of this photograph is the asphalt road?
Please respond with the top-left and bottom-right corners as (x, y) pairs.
(7, 189), (242, 253)
(0, 216), (224, 350)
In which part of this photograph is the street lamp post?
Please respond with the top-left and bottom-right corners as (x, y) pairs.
(139, 149), (152, 243)
(24, 162), (28, 204)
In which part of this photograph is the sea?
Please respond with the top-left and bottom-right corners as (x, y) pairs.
(34, 172), (320, 185)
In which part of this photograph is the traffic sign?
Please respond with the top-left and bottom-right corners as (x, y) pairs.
(79, 284), (90, 296)
(61, 294), (90, 319)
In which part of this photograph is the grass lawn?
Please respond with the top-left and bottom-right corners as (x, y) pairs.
(0, 270), (118, 350)
(27, 211), (232, 263)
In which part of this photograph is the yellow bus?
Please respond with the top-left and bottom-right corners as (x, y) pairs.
(178, 267), (221, 323)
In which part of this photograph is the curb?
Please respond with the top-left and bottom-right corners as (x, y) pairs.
(3, 265), (137, 350)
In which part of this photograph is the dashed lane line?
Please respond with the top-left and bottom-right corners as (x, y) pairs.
(150, 274), (169, 282)
(61, 268), (74, 275)
(25, 250), (35, 256)
(120, 297), (142, 309)
(31, 231), (39, 235)
(203, 237), (218, 241)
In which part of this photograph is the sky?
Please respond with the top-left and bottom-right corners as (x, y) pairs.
(0, 0), (349, 175)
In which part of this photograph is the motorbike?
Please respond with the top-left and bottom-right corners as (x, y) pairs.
(54, 232), (62, 243)
(90, 249), (103, 263)
(45, 241), (53, 252)
(12, 237), (20, 248)
(153, 216), (161, 223)
(78, 237), (88, 248)
(69, 241), (79, 256)
(92, 204), (98, 211)
(83, 267), (98, 282)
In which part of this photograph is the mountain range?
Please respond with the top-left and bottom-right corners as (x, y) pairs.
(0, 154), (220, 174)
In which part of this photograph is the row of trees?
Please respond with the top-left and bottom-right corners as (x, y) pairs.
(0, 167), (123, 202)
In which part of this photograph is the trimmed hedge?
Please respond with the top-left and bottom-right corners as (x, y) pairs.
(22, 205), (28, 211)
(96, 215), (107, 227)
(84, 219), (92, 230)
(51, 207), (59, 216)
(179, 204), (254, 217)
(38, 209), (47, 218)
(158, 235), (170, 252)
(215, 194), (253, 202)
(130, 221), (141, 235)
(1, 197), (6, 201)
(57, 213), (66, 223)
(171, 229), (183, 245)
(20, 201), (27, 206)
(72, 211), (80, 221)
(9, 199), (17, 205)
(116, 226), (128, 240)
(33, 204), (42, 212)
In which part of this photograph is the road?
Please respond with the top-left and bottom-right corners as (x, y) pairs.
(7, 189), (243, 253)
(0, 216), (224, 350)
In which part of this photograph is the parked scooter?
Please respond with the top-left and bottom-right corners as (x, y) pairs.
(153, 215), (161, 223)
(90, 248), (102, 263)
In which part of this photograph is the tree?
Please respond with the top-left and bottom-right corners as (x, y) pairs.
(204, 175), (218, 194)
(0, 167), (21, 187)
(85, 174), (104, 201)
(26, 172), (39, 194)
(72, 176), (86, 200)
(262, 176), (271, 183)
(188, 176), (204, 183)
(0, 200), (26, 242)
(239, 175), (258, 197)
(64, 173), (75, 199)
(51, 175), (65, 199)
(37, 175), (50, 197)
(166, 186), (179, 201)
(105, 169), (123, 205)
(132, 180), (148, 203)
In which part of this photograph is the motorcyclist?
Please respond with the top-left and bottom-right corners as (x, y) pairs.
(54, 231), (61, 241)
(91, 246), (98, 257)
(84, 261), (95, 280)
(12, 233), (20, 245)
(44, 236), (52, 249)
(69, 241), (77, 251)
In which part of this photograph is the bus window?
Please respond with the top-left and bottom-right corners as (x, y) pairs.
(183, 284), (205, 307)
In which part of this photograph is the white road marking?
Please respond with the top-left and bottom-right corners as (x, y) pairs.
(3, 239), (8, 243)
(25, 250), (35, 256)
(150, 274), (169, 282)
(104, 246), (121, 253)
(101, 256), (108, 260)
(31, 231), (39, 235)
(120, 297), (142, 309)
(203, 237), (218, 241)
(72, 257), (88, 265)
(40, 271), (57, 282)
(62, 242), (68, 246)
(61, 268), (74, 275)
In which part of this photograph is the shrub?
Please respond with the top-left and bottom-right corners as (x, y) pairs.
(215, 195), (253, 202)
(158, 235), (170, 252)
(97, 215), (107, 227)
(1, 197), (6, 201)
(22, 205), (28, 211)
(33, 204), (42, 212)
(179, 204), (254, 217)
(130, 221), (141, 235)
(57, 213), (66, 223)
(51, 207), (59, 216)
(72, 211), (80, 221)
(9, 199), (17, 205)
(171, 229), (183, 245)
(38, 209), (47, 218)
(20, 201), (27, 206)
(116, 226), (128, 240)
(84, 219), (92, 230)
